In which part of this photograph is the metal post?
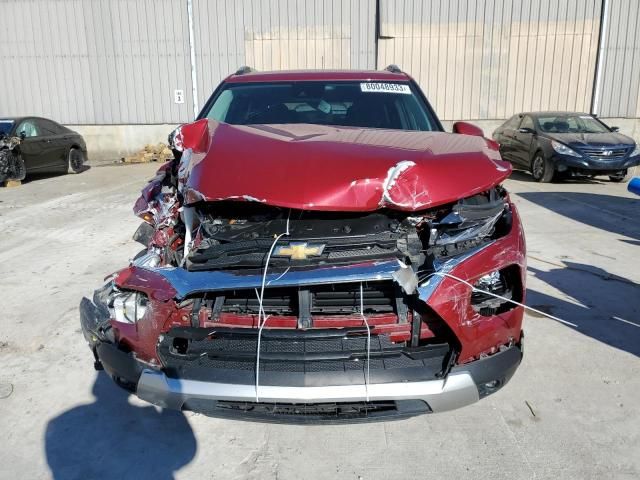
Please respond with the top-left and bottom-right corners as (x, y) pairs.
(187, 0), (199, 118)
(591, 0), (610, 115)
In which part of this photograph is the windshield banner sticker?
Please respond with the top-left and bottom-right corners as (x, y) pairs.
(360, 83), (411, 94)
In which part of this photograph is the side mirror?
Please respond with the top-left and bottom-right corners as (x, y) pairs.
(19, 131), (26, 139)
(452, 121), (484, 137)
(180, 118), (210, 153)
(168, 124), (184, 148)
(610, 126), (619, 132)
(517, 127), (535, 134)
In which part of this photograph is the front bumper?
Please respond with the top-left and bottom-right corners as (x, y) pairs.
(553, 153), (640, 173)
(81, 201), (526, 421)
(90, 337), (521, 422)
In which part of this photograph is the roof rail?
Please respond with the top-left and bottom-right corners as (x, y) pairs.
(234, 66), (255, 75)
(384, 64), (402, 74)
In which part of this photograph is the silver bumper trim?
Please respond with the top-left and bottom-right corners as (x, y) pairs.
(150, 259), (404, 299)
(136, 369), (480, 413)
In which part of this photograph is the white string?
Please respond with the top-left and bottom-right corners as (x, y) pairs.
(267, 266), (291, 286)
(255, 211), (291, 402)
(359, 282), (371, 402)
(426, 272), (577, 328)
(254, 313), (271, 401)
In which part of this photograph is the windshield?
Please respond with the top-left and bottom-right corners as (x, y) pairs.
(0, 120), (14, 135)
(201, 81), (439, 131)
(537, 115), (610, 134)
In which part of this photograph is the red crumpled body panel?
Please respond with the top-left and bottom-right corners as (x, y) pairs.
(179, 120), (511, 211)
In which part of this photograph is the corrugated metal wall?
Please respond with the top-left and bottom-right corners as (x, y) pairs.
(1, 0), (640, 124)
(378, 0), (603, 120)
(192, 0), (376, 108)
(596, 0), (640, 117)
(0, 0), (194, 124)
(0, 0), (375, 124)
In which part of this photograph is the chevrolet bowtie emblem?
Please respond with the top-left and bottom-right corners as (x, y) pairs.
(274, 242), (326, 260)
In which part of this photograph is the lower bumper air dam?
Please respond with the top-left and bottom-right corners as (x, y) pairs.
(125, 345), (522, 422)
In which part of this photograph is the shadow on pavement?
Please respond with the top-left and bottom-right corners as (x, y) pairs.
(19, 166), (92, 184)
(528, 261), (640, 357)
(518, 191), (640, 241)
(45, 372), (197, 480)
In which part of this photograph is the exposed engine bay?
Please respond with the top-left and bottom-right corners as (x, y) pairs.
(133, 154), (513, 276)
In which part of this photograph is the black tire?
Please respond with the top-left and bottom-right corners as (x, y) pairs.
(609, 169), (631, 183)
(13, 154), (26, 181)
(68, 147), (85, 174)
(531, 151), (555, 183)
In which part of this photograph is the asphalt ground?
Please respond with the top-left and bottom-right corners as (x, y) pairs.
(0, 163), (638, 480)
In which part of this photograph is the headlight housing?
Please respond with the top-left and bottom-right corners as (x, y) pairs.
(109, 291), (148, 324)
(630, 144), (640, 157)
(551, 140), (581, 157)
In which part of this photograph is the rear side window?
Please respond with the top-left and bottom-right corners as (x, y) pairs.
(503, 115), (521, 130)
(203, 81), (439, 131)
(520, 116), (535, 130)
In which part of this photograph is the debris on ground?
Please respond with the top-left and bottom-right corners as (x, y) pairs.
(0, 382), (13, 399)
(525, 400), (537, 417)
(121, 143), (173, 164)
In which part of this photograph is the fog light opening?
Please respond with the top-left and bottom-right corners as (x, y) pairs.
(478, 378), (504, 398)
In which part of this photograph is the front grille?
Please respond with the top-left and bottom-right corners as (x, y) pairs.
(215, 281), (397, 317)
(158, 327), (452, 381)
(311, 283), (396, 314)
(579, 146), (630, 160)
(223, 287), (296, 315)
(186, 233), (401, 271)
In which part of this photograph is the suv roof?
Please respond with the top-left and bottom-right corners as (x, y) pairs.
(224, 69), (410, 84)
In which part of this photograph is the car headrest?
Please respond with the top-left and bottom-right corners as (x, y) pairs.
(346, 99), (387, 128)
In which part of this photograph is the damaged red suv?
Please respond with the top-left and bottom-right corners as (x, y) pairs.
(80, 66), (525, 422)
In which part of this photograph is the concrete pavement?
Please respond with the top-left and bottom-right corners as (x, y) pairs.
(0, 164), (638, 480)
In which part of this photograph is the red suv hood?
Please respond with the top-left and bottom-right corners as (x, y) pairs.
(181, 120), (511, 211)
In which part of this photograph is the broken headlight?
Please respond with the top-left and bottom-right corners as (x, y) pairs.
(110, 291), (149, 324)
(470, 266), (522, 317)
(471, 270), (513, 316)
(132, 249), (161, 268)
(428, 188), (511, 258)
